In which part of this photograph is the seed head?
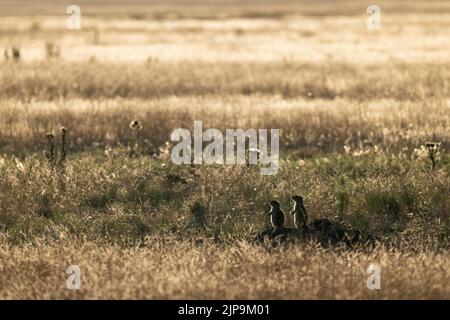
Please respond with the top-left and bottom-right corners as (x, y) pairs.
(425, 141), (441, 169)
(425, 142), (440, 150)
(130, 120), (143, 131)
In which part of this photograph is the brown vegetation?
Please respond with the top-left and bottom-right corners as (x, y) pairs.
(0, 0), (449, 299)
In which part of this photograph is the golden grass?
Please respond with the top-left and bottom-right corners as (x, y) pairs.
(2, 4), (450, 64)
(0, 96), (449, 155)
(0, 0), (449, 300)
(0, 238), (448, 299)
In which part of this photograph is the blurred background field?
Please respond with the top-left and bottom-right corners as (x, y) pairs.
(0, 0), (449, 299)
(1, 0), (450, 63)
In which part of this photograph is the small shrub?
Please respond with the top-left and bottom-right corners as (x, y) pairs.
(37, 192), (53, 218)
(364, 190), (402, 228)
(190, 201), (207, 229)
(84, 186), (117, 209)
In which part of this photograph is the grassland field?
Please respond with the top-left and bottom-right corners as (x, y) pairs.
(0, 0), (449, 299)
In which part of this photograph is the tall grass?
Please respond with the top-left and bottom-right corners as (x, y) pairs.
(0, 238), (448, 299)
(0, 151), (448, 246)
(0, 61), (448, 101)
(0, 0), (449, 300)
(0, 96), (449, 154)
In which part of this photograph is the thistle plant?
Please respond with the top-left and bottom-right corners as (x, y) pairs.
(425, 141), (441, 169)
(45, 132), (55, 167)
(129, 120), (143, 157)
(59, 127), (68, 166)
(45, 127), (68, 169)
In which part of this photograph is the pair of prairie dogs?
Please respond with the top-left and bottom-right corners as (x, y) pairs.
(269, 195), (307, 230)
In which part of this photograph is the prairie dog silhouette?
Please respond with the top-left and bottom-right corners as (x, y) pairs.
(269, 200), (285, 232)
(254, 196), (372, 248)
(292, 195), (308, 229)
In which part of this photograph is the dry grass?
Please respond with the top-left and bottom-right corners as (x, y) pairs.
(0, 96), (449, 154)
(0, 238), (448, 299)
(1, 61), (448, 100)
(0, 0), (449, 299)
(0, 149), (448, 245)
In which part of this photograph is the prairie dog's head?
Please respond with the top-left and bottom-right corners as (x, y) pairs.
(292, 195), (304, 205)
(269, 200), (280, 209)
